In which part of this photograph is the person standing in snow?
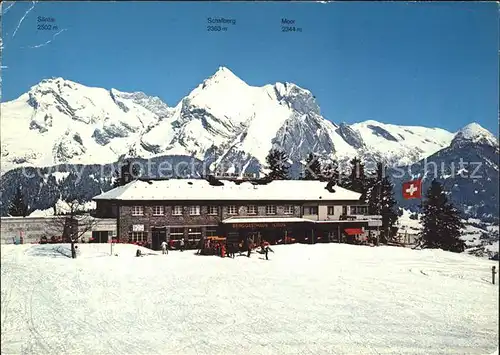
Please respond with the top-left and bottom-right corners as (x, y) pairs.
(230, 243), (236, 258)
(196, 237), (204, 255)
(260, 241), (274, 260)
(161, 240), (168, 255)
(179, 238), (185, 252)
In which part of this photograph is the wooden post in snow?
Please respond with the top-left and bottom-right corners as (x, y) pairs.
(492, 266), (497, 285)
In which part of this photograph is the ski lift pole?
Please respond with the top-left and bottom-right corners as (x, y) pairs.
(492, 266), (497, 285)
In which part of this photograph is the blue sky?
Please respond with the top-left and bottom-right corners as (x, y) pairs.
(2, 1), (498, 134)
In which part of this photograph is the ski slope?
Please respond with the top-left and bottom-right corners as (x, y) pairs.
(1, 243), (498, 355)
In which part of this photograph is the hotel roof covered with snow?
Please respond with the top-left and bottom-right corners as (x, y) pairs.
(92, 178), (383, 249)
(93, 178), (362, 202)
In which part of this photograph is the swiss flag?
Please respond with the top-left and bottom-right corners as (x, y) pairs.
(402, 179), (422, 199)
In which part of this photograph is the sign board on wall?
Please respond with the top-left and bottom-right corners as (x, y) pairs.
(132, 224), (145, 232)
(231, 223), (287, 229)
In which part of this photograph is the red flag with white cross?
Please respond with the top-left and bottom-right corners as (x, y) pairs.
(402, 179), (422, 199)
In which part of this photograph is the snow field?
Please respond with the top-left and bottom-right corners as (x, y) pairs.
(1, 243), (498, 355)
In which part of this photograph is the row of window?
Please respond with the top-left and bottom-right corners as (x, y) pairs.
(129, 227), (216, 242)
(130, 205), (369, 217)
(131, 205), (295, 216)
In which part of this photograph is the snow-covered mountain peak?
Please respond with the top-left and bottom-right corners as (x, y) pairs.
(274, 82), (311, 96)
(452, 122), (498, 147)
(272, 82), (320, 116)
(0, 68), (468, 175)
(360, 119), (384, 126)
(1, 77), (171, 173)
(201, 66), (247, 88)
(109, 88), (170, 117)
(350, 120), (455, 165)
(27, 77), (83, 96)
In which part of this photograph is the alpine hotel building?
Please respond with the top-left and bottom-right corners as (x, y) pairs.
(93, 175), (383, 250)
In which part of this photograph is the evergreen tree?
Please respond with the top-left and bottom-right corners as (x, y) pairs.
(321, 159), (340, 183)
(112, 160), (140, 188)
(343, 157), (369, 198)
(379, 175), (399, 242)
(439, 203), (466, 253)
(365, 162), (398, 242)
(366, 162), (384, 215)
(8, 185), (30, 217)
(265, 149), (290, 180)
(420, 179), (465, 253)
(302, 153), (322, 180)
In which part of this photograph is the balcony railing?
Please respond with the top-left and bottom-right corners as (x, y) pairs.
(301, 214), (383, 222)
(349, 214), (382, 220)
(325, 214), (381, 221)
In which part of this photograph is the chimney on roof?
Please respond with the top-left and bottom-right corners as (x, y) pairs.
(206, 174), (224, 186)
(325, 180), (336, 193)
(254, 176), (272, 185)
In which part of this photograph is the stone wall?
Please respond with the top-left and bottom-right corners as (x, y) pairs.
(0, 216), (116, 244)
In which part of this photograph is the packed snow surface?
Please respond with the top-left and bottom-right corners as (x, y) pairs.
(1, 243), (498, 355)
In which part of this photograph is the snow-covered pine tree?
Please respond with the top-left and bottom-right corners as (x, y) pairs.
(265, 149), (290, 180)
(420, 179), (465, 252)
(8, 185), (30, 217)
(302, 153), (322, 180)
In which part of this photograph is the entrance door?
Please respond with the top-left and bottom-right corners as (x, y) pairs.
(247, 232), (261, 246)
(91, 231), (109, 243)
(151, 228), (167, 250)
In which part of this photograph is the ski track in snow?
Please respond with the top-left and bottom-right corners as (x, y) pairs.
(1, 243), (498, 355)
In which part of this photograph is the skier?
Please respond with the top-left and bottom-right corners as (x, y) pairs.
(179, 238), (185, 252)
(245, 236), (253, 258)
(247, 241), (253, 258)
(196, 237), (204, 255)
(260, 241), (274, 261)
(161, 240), (168, 255)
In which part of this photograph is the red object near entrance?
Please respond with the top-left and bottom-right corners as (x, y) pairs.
(402, 179), (422, 199)
(344, 228), (363, 236)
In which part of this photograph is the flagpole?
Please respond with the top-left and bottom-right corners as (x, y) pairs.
(419, 177), (424, 221)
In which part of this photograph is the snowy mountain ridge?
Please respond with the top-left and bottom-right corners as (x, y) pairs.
(450, 122), (499, 148)
(0, 67), (491, 175)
